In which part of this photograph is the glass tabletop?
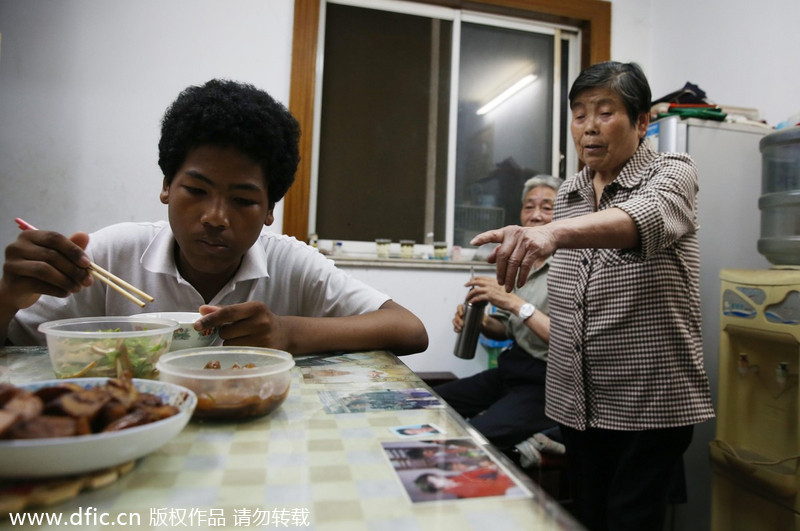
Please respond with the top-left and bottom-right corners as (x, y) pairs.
(0, 347), (581, 530)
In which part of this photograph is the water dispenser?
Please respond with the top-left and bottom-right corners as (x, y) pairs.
(711, 268), (800, 529)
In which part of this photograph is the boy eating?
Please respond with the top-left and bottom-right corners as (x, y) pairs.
(1, 79), (428, 356)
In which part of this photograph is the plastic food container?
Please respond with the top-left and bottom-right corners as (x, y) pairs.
(156, 347), (295, 420)
(39, 316), (179, 379)
(138, 312), (219, 351)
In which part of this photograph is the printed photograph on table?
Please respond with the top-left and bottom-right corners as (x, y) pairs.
(297, 351), (420, 384)
(294, 352), (374, 367)
(295, 351), (405, 371)
(390, 423), (446, 438)
(382, 438), (531, 503)
(300, 364), (416, 384)
(318, 388), (444, 414)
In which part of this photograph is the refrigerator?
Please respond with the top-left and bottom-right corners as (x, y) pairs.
(645, 116), (772, 529)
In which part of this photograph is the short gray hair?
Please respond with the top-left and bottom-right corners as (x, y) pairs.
(568, 61), (651, 127)
(522, 174), (563, 203)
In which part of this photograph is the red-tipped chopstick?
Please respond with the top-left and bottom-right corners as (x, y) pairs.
(14, 218), (154, 307)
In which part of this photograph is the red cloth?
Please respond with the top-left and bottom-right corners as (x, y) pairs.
(444, 467), (515, 498)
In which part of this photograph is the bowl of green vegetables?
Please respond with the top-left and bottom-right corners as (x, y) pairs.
(39, 316), (179, 379)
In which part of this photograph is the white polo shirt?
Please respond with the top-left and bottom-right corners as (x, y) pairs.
(9, 221), (390, 345)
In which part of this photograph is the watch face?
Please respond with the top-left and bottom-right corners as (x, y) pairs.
(519, 303), (534, 320)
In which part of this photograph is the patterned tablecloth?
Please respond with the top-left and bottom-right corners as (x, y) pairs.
(0, 347), (580, 530)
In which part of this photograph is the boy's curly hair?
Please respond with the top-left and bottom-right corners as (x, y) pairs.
(158, 79), (300, 207)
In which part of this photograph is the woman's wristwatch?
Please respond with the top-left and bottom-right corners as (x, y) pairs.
(518, 303), (535, 322)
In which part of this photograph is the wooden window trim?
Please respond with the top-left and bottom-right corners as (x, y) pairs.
(285, 0), (611, 240)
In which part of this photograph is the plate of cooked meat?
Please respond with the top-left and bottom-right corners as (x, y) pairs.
(0, 376), (196, 478)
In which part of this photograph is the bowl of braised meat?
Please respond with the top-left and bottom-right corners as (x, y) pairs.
(0, 375), (196, 478)
(156, 347), (294, 420)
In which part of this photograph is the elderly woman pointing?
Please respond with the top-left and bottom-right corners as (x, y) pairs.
(472, 61), (714, 530)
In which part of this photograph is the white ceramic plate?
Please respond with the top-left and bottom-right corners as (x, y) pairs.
(0, 378), (197, 478)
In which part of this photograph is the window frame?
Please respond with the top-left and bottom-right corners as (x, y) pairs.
(285, 0), (611, 242)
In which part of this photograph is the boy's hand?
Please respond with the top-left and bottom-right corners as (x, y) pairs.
(197, 302), (288, 350)
(0, 230), (92, 311)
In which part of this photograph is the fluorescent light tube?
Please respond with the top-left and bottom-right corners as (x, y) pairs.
(476, 74), (537, 116)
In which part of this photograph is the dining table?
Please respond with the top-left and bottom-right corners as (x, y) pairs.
(0, 346), (581, 530)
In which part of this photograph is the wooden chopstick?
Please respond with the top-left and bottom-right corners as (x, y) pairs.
(88, 262), (154, 303)
(14, 217), (155, 307)
(88, 270), (147, 307)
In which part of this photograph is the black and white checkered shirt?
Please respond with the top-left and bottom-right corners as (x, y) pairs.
(545, 142), (715, 430)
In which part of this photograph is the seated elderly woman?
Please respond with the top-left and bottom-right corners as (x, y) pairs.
(435, 175), (563, 459)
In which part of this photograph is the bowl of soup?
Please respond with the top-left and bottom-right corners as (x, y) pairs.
(156, 347), (295, 420)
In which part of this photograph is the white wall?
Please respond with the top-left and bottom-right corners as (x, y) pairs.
(0, 0), (296, 250)
(612, 0), (800, 128)
(338, 263), (497, 378)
